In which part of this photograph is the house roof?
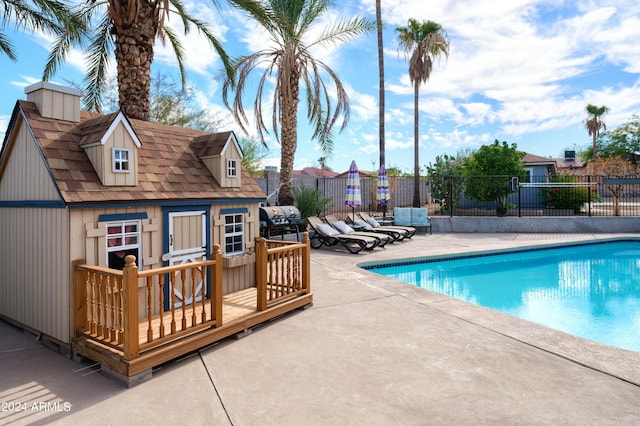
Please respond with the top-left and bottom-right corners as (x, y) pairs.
(293, 167), (339, 177)
(192, 131), (242, 159)
(79, 111), (142, 148)
(334, 169), (376, 178)
(10, 100), (265, 205)
(523, 153), (557, 166)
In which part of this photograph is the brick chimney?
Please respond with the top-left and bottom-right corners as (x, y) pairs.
(24, 81), (82, 123)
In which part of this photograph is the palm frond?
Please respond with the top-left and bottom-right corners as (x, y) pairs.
(42, 4), (91, 80)
(3, 0), (63, 34)
(162, 26), (187, 89)
(82, 13), (114, 113)
(0, 31), (17, 60)
(310, 16), (375, 49)
(167, 2), (235, 83)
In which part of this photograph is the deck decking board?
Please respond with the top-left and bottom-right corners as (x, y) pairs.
(74, 287), (313, 378)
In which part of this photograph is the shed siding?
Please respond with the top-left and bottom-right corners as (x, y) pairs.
(26, 84), (81, 122)
(222, 143), (242, 188)
(212, 202), (260, 293)
(70, 206), (163, 269)
(104, 124), (138, 186)
(202, 157), (221, 185)
(0, 124), (60, 200)
(83, 145), (104, 182)
(82, 123), (140, 187)
(71, 207), (164, 319)
(0, 208), (70, 343)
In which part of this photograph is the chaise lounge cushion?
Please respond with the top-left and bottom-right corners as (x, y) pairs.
(411, 208), (431, 227)
(393, 207), (412, 226)
(352, 219), (373, 230)
(333, 221), (355, 234)
(317, 223), (340, 237)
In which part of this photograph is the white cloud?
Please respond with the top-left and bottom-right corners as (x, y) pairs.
(347, 86), (377, 122)
(155, 2), (229, 74)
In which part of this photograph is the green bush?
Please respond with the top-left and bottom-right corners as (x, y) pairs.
(543, 174), (592, 213)
(292, 184), (332, 220)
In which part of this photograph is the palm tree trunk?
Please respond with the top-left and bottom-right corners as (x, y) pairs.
(413, 81), (421, 207)
(376, 0), (385, 167)
(278, 67), (300, 206)
(113, 2), (158, 121)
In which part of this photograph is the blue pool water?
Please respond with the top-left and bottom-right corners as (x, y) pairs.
(363, 240), (640, 352)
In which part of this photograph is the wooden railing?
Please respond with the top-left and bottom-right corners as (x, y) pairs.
(255, 232), (311, 311)
(73, 234), (311, 364)
(73, 246), (223, 361)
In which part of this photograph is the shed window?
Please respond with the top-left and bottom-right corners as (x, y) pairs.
(106, 221), (140, 269)
(224, 214), (244, 254)
(227, 159), (237, 177)
(113, 148), (130, 172)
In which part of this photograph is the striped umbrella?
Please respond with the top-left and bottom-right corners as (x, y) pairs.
(345, 160), (361, 216)
(377, 165), (390, 218)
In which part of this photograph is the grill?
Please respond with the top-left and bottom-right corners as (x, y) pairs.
(259, 205), (304, 240)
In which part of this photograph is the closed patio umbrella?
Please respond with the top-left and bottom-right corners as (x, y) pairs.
(377, 164), (390, 218)
(345, 160), (361, 217)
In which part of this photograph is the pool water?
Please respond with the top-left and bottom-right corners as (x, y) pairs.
(364, 240), (640, 352)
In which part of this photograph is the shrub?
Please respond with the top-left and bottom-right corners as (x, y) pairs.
(292, 184), (332, 220)
(543, 173), (593, 213)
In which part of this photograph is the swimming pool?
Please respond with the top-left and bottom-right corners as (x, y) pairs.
(362, 240), (640, 353)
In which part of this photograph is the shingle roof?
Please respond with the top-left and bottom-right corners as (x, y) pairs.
(523, 153), (556, 165)
(17, 100), (265, 205)
(192, 132), (232, 158)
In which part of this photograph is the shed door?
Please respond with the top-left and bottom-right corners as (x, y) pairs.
(166, 211), (207, 307)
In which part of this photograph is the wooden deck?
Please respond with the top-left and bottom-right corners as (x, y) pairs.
(74, 287), (313, 380)
(72, 235), (313, 383)
(127, 288), (261, 346)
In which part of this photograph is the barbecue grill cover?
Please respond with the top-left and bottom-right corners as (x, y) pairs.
(259, 206), (287, 224)
(279, 206), (302, 224)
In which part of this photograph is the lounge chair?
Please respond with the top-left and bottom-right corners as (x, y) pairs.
(307, 216), (378, 254)
(393, 207), (432, 235)
(357, 212), (416, 239)
(346, 213), (406, 242)
(324, 215), (392, 247)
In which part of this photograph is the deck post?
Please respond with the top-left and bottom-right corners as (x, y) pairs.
(301, 232), (311, 293)
(255, 237), (268, 311)
(122, 255), (139, 361)
(212, 245), (223, 326)
(73, 259), (87, 337)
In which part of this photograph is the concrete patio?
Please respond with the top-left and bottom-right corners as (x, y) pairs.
(2, 233), (640, 425)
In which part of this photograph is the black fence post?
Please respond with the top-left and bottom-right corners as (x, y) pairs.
(449, 176), (454, 218)
(518, 185), (522, 218)
(588, 175), (592, 217)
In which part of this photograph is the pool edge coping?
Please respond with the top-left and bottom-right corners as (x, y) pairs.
(354, 236), (640, 387)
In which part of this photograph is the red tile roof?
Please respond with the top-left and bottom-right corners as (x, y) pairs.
(15, 101), (265, 205)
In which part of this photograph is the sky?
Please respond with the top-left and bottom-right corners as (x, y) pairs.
(1, 0), (640, 174)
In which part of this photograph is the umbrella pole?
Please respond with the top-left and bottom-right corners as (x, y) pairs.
(382, 204), (387, 219)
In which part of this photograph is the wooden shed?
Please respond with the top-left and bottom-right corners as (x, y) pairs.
(0, 82), (312, 383)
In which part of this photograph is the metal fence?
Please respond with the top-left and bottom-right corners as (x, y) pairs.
(256, 175), (431, 218)
(255, 174), (640, 219)
(432, 175), (640, 217)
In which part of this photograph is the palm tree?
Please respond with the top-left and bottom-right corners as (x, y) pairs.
(396, 18), (449, 207)
(585, 104), (609, 160)
(43, 0), (266, 120)
(376, 0), (385, 167)
(0, 0), (79, 60)
(222, 0), (374, 205)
